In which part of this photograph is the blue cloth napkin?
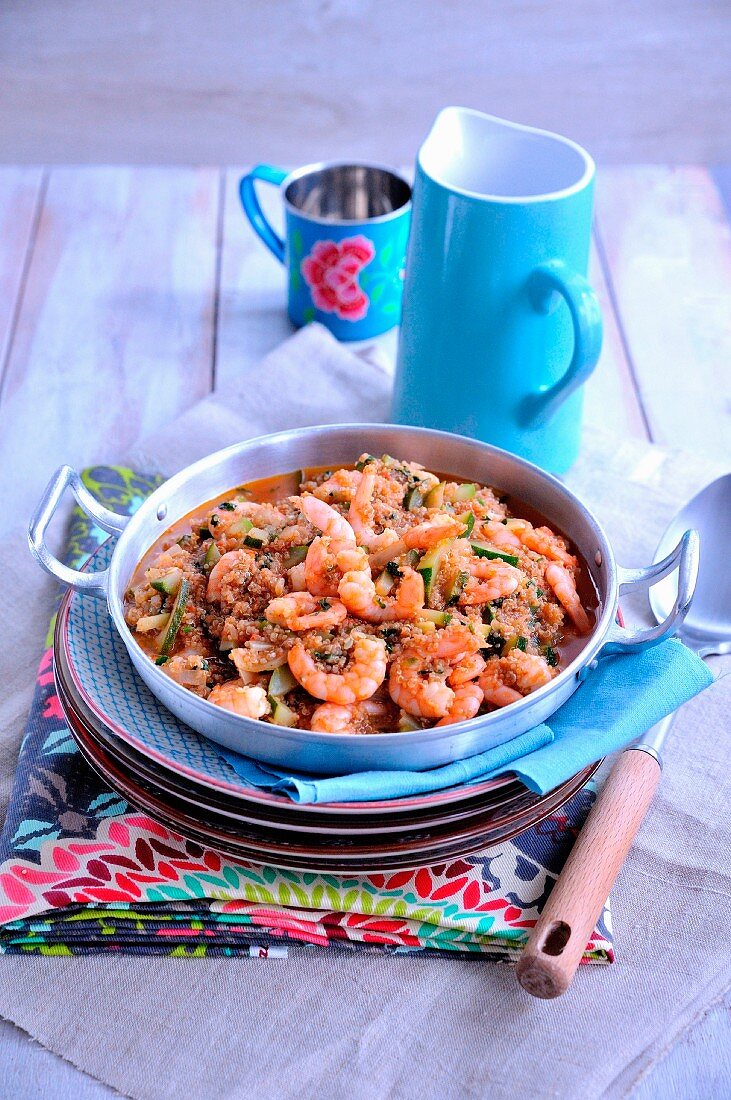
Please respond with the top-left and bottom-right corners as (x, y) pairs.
(219, 638), (712, 803)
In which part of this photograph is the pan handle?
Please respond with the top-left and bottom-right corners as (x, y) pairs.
(28, 465), (129, 598)
(580, 529), (699, 677)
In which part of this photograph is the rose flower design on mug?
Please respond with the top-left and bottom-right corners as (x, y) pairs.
(300, 235), (375, 322)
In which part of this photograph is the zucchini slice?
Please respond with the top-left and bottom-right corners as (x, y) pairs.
(397, 712), (422, 732)
(150, 569), (183, 597)
(454, 482), (476, 501)
(470, 541), (520, 567)
(136, 612), (170, 634)
(417, 538), (454, 606)
(204, 542), (221, 568)
(268, 663), (297, 698)
(424, 482), (445, 509)
(157, 579), (190, 655)
(403, 486), (424, 511)
(284, 544), (309, 568)
(460, 512), (476, 538)
(268, 698), (299, 728)
(445, 568), (469, 606)
(420, 609), (452, 627)
(229, 516), (254, 537)
(244, 526), (267, 548)
(374, 569), (397, 597)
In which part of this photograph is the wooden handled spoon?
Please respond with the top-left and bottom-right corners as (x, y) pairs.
(517, 473), (731, 999)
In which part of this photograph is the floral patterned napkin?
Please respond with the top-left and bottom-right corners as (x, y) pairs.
(0, 468), (613, 962)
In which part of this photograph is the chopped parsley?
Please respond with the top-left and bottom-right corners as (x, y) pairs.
(545, 646), (558, 667)
(481, 631), (505, 657)
(155, 656), (169, 665)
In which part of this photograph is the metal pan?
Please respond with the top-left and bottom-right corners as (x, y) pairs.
(31, 423), (698, 773)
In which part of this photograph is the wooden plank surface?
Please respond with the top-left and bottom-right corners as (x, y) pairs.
(582, 238), (649, 442)
(0, 167), (220, 515)
(0, 167), (44, 379)
(595, 166), (731, 457)
(215, 167), (293, 387)
(1, 1), (730, 165)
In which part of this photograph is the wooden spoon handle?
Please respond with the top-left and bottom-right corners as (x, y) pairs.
(516, 748), (661, 999)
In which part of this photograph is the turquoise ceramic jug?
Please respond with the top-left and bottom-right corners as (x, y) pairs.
(392, 108), (603, 473)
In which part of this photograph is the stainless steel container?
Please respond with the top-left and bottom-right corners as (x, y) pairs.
(29, 424), (698, 774)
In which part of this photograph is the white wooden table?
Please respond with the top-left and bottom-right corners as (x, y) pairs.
(0, 165), (730, 1098)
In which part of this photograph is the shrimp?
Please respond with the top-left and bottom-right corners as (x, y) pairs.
(477, 519), (522, 552)
(388, 654), (454, 719)
(310, 698), (391, 733)
(288, 635), (387, 704)
(436, 682), (484, 726)
(300, 494), (356, 545)
(300, 495), (365, 597)
(479, 661), (523, 708)
(348, 472), (398, 550)
(544, 562), (591, 634)
(338, 566), (425, 623)
(448, 652), (487, 686)
(265, 592), (348, 632)
(459, 560), (523, 605)
(507, 519), (576, 565)
(430, 623), (483, 662)
(313, 469), (363, 503)
(388, 625), (481, 718)
(208, 681), (271, 718)
(310, 703), (356, 732)
(368, 514), (464, 571)
(479, 651), (555, 709)
(304, 535), (368, 598)
(506, 650), (556, 693)
(206, 548), (255, 601)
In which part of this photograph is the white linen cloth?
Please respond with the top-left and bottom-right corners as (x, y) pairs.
(0, 324), (729, 1100)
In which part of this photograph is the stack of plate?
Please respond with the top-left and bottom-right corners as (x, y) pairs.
(55, 587), (597, 873)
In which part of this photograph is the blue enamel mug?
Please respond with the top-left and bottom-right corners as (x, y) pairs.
(240, 162), (411, 340)
(392, 108), (603, 473)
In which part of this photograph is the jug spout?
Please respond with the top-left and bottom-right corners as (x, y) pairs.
(418, 107), (594, 202)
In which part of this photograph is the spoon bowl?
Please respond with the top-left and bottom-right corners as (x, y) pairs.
(650, 472), (731, 656)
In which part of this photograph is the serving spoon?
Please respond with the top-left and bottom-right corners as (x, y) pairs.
(516, 472), (731, 999)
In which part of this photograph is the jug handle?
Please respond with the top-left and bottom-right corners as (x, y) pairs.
(239, 165), (289, 263)
(519, 260), (603, 427)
